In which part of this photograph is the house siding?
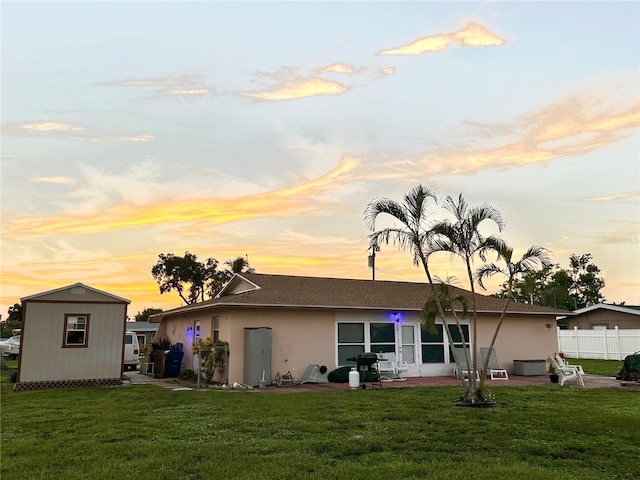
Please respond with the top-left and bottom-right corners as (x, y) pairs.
(564, 310), (640, 330)
(19, 301), (127, 382)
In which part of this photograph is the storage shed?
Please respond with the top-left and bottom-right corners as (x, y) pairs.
(15, 283), (130, 391)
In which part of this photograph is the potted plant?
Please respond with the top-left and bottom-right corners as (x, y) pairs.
(547, 357), (559, 384)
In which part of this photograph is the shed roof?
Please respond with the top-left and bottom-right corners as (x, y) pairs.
(21, 282), (130, 304)
(150, 273), (568, 322)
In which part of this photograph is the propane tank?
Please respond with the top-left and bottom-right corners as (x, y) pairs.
(348, 367), (360, 389)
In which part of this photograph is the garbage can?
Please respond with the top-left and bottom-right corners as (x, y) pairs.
(164, 349), (184, 378)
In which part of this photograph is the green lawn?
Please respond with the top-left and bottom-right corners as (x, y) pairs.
(2, 365), (639, 480)
(561, 358), (624, 377)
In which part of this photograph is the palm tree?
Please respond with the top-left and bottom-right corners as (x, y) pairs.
(225, 256), (255, 274)
(476, 240), (552, 384)
(364, 185), (467, 386)
(429, 194), (505, 402)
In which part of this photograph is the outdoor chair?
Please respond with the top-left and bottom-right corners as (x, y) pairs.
(554, 354), (585, 375)
(480, 347), (509, 380)
(376, 352), (408, 381)
(385, 352), (409, 378)
(453, 347), (479, 381)
(376, 353), (396, 381)
(549, 356), (585, 387)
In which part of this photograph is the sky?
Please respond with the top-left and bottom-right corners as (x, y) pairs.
(1, 1), (639, 319)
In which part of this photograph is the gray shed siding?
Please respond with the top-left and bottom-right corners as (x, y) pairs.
(20, 301), (127, 382)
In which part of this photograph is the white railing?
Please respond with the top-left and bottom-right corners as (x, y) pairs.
(557, 327), (640, 360)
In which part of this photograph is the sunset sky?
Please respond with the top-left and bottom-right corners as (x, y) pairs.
(2, 1), (639, 319)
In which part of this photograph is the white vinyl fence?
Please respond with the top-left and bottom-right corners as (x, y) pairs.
(557, 327), (640, 360)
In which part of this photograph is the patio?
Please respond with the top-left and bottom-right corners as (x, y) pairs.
(125, 371), (622, 391)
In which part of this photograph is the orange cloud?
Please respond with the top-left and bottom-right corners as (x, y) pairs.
(315, 63), (358, 75)
(403, 96), (640, 177)
(3, 156), (361, 238)
(378, 22), (505, 56)
(31, 176), (75, 184)
(240, 78), (347, 101)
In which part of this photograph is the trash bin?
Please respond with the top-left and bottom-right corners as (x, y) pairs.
(164, 349), (184, 378)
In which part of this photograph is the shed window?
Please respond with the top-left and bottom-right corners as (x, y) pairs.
(63, 314), (90, 347)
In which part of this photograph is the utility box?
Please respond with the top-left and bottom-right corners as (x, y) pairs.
(513, 359), (546, 376)
(244, 327), (272, 387)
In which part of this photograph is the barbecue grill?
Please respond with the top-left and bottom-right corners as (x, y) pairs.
(347, 352), (382, 389)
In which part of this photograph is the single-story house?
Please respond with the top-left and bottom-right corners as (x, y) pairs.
(557, 304), (640, 330)
(125, 321), (159, 354)
(150, 273), (567, 385)
(15, 283), (130, 391)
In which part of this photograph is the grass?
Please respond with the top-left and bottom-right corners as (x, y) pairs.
(562, 358), (624, 377)
(2, 363), (638, 480)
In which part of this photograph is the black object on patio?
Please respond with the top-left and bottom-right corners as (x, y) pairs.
(616, 353), (640, 382)
(347, 353), (382, 389)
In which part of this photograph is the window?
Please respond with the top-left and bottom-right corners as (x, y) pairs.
(421, 325), (444, 363)
(370, 323), (395, 354)
(420, 323), (470, 364)
(63, 314), (90, 347)
(337, 323), (365, 366)
(212, 316), (220, 342)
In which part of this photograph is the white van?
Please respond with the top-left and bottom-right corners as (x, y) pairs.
(124, 331), (140, 371)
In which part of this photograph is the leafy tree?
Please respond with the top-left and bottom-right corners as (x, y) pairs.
(568, 253), (605, 308)
(497, 253), (605, 310)
(134, 308), (164, 322)
(151, 252), (256, 304)
(151, 252), (221, 304)
(1, 303), (23, 338)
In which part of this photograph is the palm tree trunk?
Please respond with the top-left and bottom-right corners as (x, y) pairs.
(419, 254), (467, 388)
(480, 280), (513, 383)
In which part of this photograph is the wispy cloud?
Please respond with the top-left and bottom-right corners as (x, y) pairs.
(3, 156), (360, 238)
(315, 63), (359, 75)
(19, 122), (86, 132)
(98, 74), (215, 98)
(378, 22), (505, 56)
(240, 78), (348, 101)
(31, 176), (75, 184)
(240, 62), (394, 102)
(394, 95), (640, 177)
(3, 121), (154, 142)
(585, 191), (640, 202)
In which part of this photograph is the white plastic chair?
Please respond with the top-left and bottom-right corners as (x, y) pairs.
(549, 356), (585, 387)
(554, 354), (585, 375)
(385, 352), (409, 377)
(481, 347), (509, 380)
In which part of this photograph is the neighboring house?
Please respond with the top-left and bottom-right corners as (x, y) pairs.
(125, 321), (159, 354)
(15, 283), (130, 391)
(150, 273), (567, 385)
(557, 304), (640, 330)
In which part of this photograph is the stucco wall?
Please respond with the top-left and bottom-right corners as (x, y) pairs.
(222, 308), (335, 385)
(155, 307), (560, 381)
(475, 313), (558, 372)
(20, 301), (127, 382)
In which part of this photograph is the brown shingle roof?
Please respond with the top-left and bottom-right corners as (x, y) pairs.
(151, 273), (569, 320)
